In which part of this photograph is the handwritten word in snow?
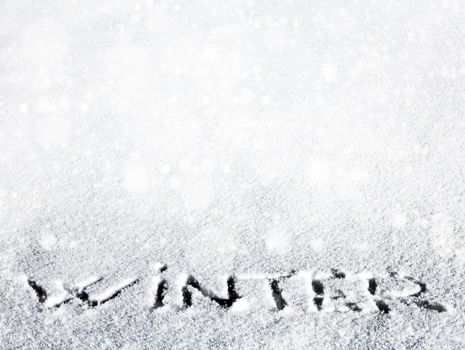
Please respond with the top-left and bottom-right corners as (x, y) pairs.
(26, 266), (452, 314)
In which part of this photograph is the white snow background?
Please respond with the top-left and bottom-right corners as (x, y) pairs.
(1, 0), (465, 349)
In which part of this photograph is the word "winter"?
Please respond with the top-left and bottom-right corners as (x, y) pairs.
(26, 266), (451, 314)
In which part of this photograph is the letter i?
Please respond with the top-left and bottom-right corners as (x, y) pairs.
(152, 263), (168, 310)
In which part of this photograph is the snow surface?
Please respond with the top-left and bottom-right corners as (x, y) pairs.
(1, 0), (465, 349)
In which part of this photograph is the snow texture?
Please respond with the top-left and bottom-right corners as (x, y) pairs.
(1, 0), (465, 349)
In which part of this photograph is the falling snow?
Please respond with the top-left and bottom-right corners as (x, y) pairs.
(1, 1), (465, 349)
